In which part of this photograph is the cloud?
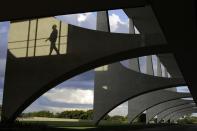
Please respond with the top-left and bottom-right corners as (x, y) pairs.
(109, 13), (129, 33)
(23, 70), (94, 113)
(43, 88), (93, 105)
(24, 87), (93, 113)
(77, 13), (92, 22)
(55, 12), (96, 30)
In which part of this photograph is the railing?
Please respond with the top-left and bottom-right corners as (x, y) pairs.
(8, 36), (67, 57)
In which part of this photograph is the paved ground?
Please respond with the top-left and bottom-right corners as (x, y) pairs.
(0, 124), (197, 131)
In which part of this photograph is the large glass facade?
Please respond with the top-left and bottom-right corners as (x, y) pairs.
(8, 17), (68, 58)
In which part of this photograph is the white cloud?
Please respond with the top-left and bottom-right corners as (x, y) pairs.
(109, 13), (129, 33)
(43, 88), (93, 105)
(77, 13), (92, 22)
(56, 12), (96, 30)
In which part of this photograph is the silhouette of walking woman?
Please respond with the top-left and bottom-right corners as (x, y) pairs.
(46, 24), (60, 55)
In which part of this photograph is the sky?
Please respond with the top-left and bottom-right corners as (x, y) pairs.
(0, 22), (9, 104)
(0, 9), (191, 117)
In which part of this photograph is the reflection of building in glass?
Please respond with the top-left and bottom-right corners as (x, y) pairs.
(8, 17), (68, 57)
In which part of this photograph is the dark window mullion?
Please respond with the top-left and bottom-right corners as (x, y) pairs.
(58, 21), (62, 52)
(26, 20), (31, 57)
(33, 19), (38, 56)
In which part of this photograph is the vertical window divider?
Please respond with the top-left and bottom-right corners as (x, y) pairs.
(58, 21), (62, 52)
(26, 20), (31, 57)
(33, 19), (38, 56)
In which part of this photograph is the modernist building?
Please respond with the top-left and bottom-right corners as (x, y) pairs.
(0, 0), (196, 126)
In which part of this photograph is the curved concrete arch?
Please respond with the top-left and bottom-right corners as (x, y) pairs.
(157, 103), (196, 123)
(127, 91), (190, 123)
(163, 107), (197, 123)
(146, 99), (194, 123)
(171, 110), (197, 122)
(93, 61), (186, 124)
(2, 21), (172, 122)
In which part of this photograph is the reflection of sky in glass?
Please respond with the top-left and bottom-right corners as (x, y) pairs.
(0, 21), (10, 104)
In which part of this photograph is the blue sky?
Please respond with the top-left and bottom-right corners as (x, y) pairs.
(0, 22), (9, 104)
(0, 10), (191, 117)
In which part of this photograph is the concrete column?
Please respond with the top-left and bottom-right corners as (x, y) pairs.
(129, 18), (135, 34)
(164, 68), (168, 78)
(128, 18), (140, 72)
(163, 67), (177, 92)
(157, 56), (162, 77)
(96, 11), (110, 32)
(146, 55), (154, 75)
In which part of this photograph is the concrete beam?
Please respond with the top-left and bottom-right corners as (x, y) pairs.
(96, 11), (110, 32)
(0, 0), (148, 21)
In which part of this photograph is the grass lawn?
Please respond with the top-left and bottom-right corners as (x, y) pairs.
(18, 117), (128, 128)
